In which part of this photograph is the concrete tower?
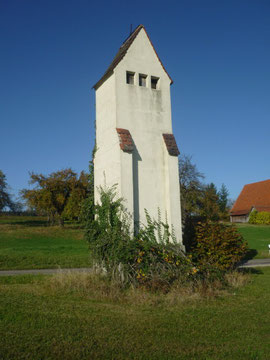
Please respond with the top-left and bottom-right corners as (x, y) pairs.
(93, 25), (182, 243)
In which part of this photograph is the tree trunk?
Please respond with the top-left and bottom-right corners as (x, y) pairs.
(49, 214), (55, 226)
(59, 217), (64, 227)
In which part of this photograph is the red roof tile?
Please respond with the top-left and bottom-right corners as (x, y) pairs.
(230, 180), (270, 215)
(116, 128), (134, 152)
(93, 24), (173, 89)
(253, 206), (270, 213)
(230, 210), (250, 216)
(162, 134), (180, 156)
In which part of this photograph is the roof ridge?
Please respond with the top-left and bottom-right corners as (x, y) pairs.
(93, 24), (173, 89)
(245, 179), (270, 186)
(120, 24), (144, 48)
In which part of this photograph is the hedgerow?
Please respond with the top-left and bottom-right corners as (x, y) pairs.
(248, 211), (270, 225)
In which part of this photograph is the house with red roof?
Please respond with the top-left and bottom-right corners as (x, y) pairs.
(230, 180), (270, 223)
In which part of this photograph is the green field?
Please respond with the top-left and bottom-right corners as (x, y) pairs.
(0, 216), (270, 271)
(0, 268), (269, 360)
(1, 216), (270, 359)
(236, 223), (270, 259)
(0, 216), (89, 270)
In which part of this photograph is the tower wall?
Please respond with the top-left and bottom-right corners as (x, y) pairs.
(94, 28), (182, 242)
(94, 74), (121, 201)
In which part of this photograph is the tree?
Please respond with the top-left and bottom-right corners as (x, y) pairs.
(227, 198), (235, 210)
(218, 183), (229, 218)
(200, 183), (220, 221)
(80, 144), (96, 224)
(179, 154), (205, 223)
(21, 169), (88, 226)
(10, 200), (24, 214)
(62, 171), (89, 220)
(0, 170), (14, 212)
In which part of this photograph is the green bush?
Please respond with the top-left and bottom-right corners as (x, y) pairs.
(85, 186), (192, 288)
(248, 210), (258, 224)
(134, 211), (192, 289)
(248, 211), (270, 225)
(191, 222), (248, 273)
(85, 186), (248, 290)
(85, 185), (132, 275)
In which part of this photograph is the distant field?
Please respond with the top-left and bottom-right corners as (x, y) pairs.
(0, 216), (269, 271)
(236, 224), (270, 259)
(0, 216), (90, 270)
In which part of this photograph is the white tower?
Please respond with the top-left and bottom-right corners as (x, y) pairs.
(93, 25), (182, 243)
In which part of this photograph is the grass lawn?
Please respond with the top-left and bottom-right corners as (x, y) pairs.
(0, 216), (90, 270)
(236, 224), (270, 259)
(1, 216), (270, 271)
(0, 268), (269, 359)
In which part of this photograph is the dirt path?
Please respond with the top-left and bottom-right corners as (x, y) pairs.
(238, 258), (270, 268)
(0, 259), (270, 276)
(0, 268), (92, 276)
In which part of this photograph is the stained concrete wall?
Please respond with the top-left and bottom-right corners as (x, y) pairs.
(94, 29), (182, 243)
(94, 74), (121, 200)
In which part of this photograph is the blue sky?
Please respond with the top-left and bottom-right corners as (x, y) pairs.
(1, 0), (269, 201)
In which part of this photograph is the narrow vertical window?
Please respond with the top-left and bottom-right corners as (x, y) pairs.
(151, 76), (159, 89)
(126, 71), (135, 85)
(139, 74), (147, 87)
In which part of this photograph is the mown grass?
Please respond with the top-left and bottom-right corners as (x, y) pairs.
(0, 268), (269, 359)
(236, 223), (270, 259)
(0, 215), (90, 270)
(1, 216), (270, 271)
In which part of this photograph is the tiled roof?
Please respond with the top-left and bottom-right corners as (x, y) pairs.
(162, 134), (180, 156)
(253, 206), (270, 213)
(116, 128), (134, 152)
(230, 210), (250, 216)
(230, 179), (270, 215)
(93, 24), (173, 89)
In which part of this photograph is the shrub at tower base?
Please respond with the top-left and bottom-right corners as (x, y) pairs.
(84, 186), (248, 290)
(190, 222), (248, 274)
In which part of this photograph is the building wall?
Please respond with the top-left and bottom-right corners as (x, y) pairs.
(95, 29), (182, 243)
(230, 215), (249, 223)
(94, 74), (121, 203)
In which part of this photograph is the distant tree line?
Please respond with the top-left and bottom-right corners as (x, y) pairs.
(0, 168), (92, 226)
(0, 170), (13, 212)
(20, 169), (89, 226)
(0, 170), (23, 213)
(178, 155), (234, 251)
(179, 154), (231, 224)
(1, 152), (232, 228)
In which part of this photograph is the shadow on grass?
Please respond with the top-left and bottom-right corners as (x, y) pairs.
(0, 216), (83, 230)
(238, 267), (263, 275)
(65, 225), (84, 230)
(5, 220), (49, 227)
(243, 249), (258, 261)
(2, 219), (84, 229)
